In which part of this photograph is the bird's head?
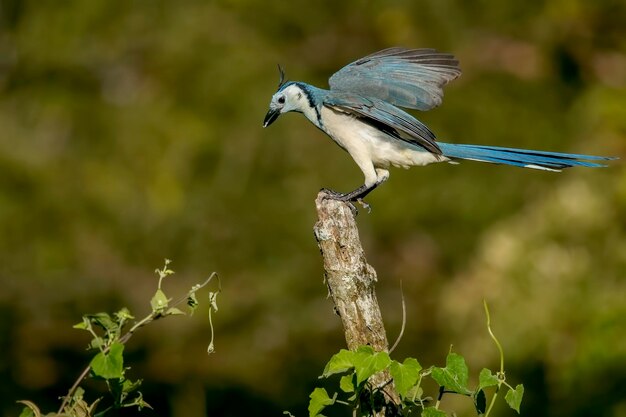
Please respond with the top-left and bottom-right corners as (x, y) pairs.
(263, 66), (311, 127)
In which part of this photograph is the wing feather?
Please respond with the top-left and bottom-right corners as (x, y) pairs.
(329, 47), (461, 111)
(325, 93), (442, 155)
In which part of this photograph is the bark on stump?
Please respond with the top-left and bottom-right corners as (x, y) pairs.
(313, 192), (400, 413)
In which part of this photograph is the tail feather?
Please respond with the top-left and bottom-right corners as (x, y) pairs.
(438, 142), (616, 171)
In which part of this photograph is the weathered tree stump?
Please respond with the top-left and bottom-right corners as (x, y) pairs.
(313, 191), (400, 413)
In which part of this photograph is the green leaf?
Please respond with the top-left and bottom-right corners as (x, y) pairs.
(110, 378), (145, 409)
(322, 349), (355, 377)
(405, 385), (423, 402)
(165, 307), (186, 316)
(90, 342), (125, 379)
(308, 387), (334, 417)
(355, 345), (375, 355)
(89, 336), (104, 350)
(73, 316), (91, 331)
(150, 289), (169, 312)
(17, 407), (34, 417)
(505, 384), (524, 413)
(123, 392), (152, 410)
(339, 374), (355, 393)
(355, 345), (374, 355)
(421, 406), (447, 417)
(389, 358), (422, 398)
(478, 368), (499, 391)
(353, 350), (391, 385)
(73, 386), (85, 400)
(321, 346), (390, 384)
(122, 378), (143, 393)
(431, 352), (471, 395)
(87, 312), (117, 331)
(115, 307), (134, 321)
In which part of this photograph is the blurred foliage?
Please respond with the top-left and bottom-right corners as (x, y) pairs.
(0, 0), (624, 416)
(16, 259), (220, 417)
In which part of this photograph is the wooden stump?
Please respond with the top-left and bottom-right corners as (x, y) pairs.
(313, 192), (400, 413)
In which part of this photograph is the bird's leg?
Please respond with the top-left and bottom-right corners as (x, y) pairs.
(347, 183), (378, 201)
(356, 168), (388, 212)
(320, 168), (388, 213)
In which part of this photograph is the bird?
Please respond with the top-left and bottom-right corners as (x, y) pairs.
(263, 47), (614, 208)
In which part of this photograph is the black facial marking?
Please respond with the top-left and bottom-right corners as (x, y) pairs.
(295, 82), (316, 110)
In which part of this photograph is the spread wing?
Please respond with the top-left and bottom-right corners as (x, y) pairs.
(325, 92), (442, 155)
(328, 47), (461, 111)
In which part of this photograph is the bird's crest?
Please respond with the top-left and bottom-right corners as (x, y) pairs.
(277, 64), (286, 89)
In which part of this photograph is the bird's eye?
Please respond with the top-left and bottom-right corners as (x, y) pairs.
(277, 96), (285, 104)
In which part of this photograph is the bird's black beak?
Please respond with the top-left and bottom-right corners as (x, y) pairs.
(263, 108), (280, 128)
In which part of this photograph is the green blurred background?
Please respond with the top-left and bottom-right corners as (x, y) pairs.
(1, 0), (625, 416)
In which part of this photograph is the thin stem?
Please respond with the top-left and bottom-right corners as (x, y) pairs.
(435, 385), (444, 409)
(172, 272), (219, 308)
(483, 300), (506, 417)
(502, 380), (515, 391)
(94, 405), (113, 417)
(207, 307), (215, 354)
(483, 300), (504, 374)
(389, 281), (406, 353)
(380, 384), (398, 404)
(119, 313), (157, 344)
(484, 388), (499, 417)
(412, 374), (424, 409)
(58, 365), (92, 413)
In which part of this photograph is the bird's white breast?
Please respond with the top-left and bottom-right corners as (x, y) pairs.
(319, 106), (444, 169)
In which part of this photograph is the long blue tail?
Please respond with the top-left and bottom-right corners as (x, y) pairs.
(438, 142), (615, 171)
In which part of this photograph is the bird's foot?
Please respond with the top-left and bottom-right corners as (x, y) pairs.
(319, 188), (371, 215)
(319, 188), (347, 200)
(320, 188), (358, 215)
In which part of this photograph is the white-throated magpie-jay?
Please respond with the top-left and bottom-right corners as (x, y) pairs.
(263, 47), (614, 205)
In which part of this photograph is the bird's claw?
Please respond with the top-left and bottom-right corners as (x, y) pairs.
(356, 198), (371, 213)
(320, 188), (347, 200)
(347, 201), (359, 216)
(319, 188), (371, 215)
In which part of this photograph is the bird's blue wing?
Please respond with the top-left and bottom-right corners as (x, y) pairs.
(328, 47), (461, 111)
(325, 92), (442, 155)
